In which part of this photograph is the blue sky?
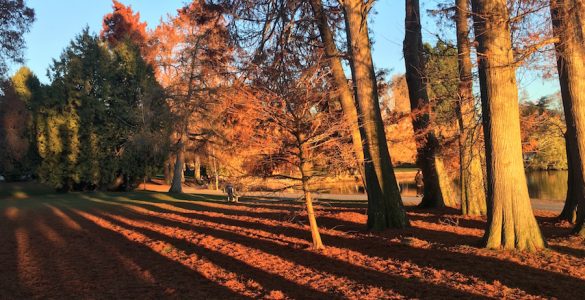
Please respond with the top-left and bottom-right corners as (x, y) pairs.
(14, 0), (558, 100)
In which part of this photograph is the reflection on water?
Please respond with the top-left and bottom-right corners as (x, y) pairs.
(317, 171), (568, 202)
(315, 181), (419, 197)
(526, 171), (567, 202)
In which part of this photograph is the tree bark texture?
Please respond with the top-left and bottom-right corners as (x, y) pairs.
(164, 158), (172, 185)
(342, 0), (409, 230)
(309, 0), (366, 186)
(559, 133), (579, 222)
(455, 0), (487, 216)
(471, 0), (545, 250)
(194, 155), (201, 181)
(299, 143), (325, 250)
(212, 154), (219, 190)
(168, 139), (185, 193)
(404, 0), (456, 208)
(550, 0), (585, 235)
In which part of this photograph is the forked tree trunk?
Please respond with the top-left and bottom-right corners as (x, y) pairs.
(309, 0), (366, 187)
(169, 139), (185, 193)
(471, 0), (545, 250)
(342, 0), (409, 230)
(455, 0), (487, 215)
(549, 0), (585, 236)
(404, 0), (456, 208)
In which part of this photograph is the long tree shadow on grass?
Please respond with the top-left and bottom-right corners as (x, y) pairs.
(128, 193), (382, 230)
(56, 199), (333, 299)
(113, 193), (483, 246)
(404, 207), (487, 230)
(550, 245), (585, 259)
(101, 194), (480, 247)
(84, 203), (488, 299)
(122, 192), (480, 234)
(81, 208), (341, 299)
(0, 209), (29, 297)
(0, 201), (246, 299)
(0, 203), (108, 297)
(41, 210), (196, 297)
(93, 195), (585, 299)
(128, 193), (579, 250)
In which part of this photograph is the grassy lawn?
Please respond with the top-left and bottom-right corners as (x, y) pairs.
(0, 182), (55, 199)
(0, 182), (583, 299)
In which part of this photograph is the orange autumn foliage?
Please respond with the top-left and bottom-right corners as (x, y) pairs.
(101, 0), (153, 62)
(101, 0), (147, 46)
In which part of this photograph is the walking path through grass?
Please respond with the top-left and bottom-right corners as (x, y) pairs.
(138, 182), (565, 212)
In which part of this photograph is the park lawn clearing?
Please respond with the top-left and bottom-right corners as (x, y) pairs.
(0, 188), (583, 299)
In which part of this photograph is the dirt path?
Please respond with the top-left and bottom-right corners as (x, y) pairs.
(138, 183), (565, 212)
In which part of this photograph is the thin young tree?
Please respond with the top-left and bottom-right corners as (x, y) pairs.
(471, 0), (545, 250)
(219, 0), (408, 229)
(340, 0), (409, 229)
(455, 0), (486, 215)
(404, 0), (456, 208)
(248, 61), (343, 250)
(549, 0), (585, 235)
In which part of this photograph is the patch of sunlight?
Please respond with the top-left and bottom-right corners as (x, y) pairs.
(36, 218), (66, 247)
(152, 193), (183, 201)
(81, 195), (127, 207)
(15, 227), (41, 290)
(110, 196), (193, 214)
(12, 191), (29, 199)
(73, 209), (246, 292)
(80, 195), (152, 215)
(5, 207), (19, 220)
(152, 193), (223, 205)
(45, 204), (82, 231)
(97, 211), (264, 297)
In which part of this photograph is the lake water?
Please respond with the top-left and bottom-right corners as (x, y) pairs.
(525, 171), (568, 201)
(316, 171), (568, 202)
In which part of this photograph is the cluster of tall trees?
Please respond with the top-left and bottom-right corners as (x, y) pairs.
(401, 0), (585, 247)
(1, 0), (584, 248)
(1, 1), (170, 191)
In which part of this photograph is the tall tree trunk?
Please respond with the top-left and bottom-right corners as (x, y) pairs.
(404, 0), (456, 208)
(550, 0), (585, 236)
(342, 0), (409, 230)
(471, 0), (545, 250)
(194, 155), (201, 181)
(455, 0), (487, 216)
(164, 157), (172, 185)
(309, 0), (366, 187)
(559, 133), (578, 222)
(169, 139), (185, 193)
(299, 142), (324, 250)
(211, 151), (219, 190)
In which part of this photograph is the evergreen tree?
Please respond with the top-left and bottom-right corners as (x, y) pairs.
(35, 29), (170, 191)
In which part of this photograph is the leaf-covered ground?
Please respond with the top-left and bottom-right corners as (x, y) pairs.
(1, 187), (583, 299)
